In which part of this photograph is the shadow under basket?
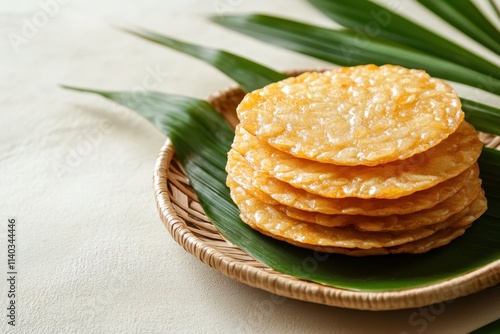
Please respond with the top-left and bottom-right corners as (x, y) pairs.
(153, 82), (500, 311)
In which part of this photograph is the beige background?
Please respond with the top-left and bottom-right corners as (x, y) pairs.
(1, 0), (500, 333)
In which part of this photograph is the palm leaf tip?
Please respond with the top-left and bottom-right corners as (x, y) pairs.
(60, 84), (111, 97)
(120, 26), (287, 92)
(61, 85), (234, 141)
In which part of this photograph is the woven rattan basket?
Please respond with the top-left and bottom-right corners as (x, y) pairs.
(153, 77), (500, 310)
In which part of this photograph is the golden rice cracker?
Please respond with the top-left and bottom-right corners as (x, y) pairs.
(321, 191), (487, 256)
(226, 149), (280, 206)
(236, 65), (464, 166)
(280, 174), (482, 231)
(232, 121), (482, 199)
(226, 147), (476, 216)
(227, 184), (473, 250)
(227, 175), (277, 206)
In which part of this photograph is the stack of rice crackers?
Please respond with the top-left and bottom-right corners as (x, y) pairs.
(226, 64), (486, 256)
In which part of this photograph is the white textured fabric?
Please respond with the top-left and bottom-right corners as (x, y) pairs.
(1, 0), (499, 333)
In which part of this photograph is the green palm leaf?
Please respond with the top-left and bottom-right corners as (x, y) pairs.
(417, 0), (500, 55)
(476, 148), (500, 218)
(462, 98), (500, 135)
(491, 0), (500, 20)
(121, 28), (287, 92)
(307, 0), (500, 74)
(211, 14), (500, 95)
(63, 85), (500, 291)
(123, 26), (500, 136)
